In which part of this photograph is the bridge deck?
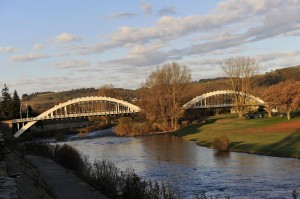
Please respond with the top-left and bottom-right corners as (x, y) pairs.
(13, 110), (135, 123)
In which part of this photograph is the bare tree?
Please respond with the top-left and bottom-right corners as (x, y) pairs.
(258, 86), (276, 118)
(98, 84), (116, 98)
(221, 56), (259, 118)
(141, 62), (191, 131)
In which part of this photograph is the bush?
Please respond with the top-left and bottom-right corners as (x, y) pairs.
(114, 117), (134, 136)
(132, 122), (152, 135)
(91, 160), (121, 198)
(53, 144), (84, 171)
(115, 117), (153, 136)
(213, 135), (230, 151)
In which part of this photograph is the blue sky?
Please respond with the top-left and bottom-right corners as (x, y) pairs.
(1, 0), (300, 95)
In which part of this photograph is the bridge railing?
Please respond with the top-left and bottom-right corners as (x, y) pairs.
(189, 104), (234, 109)
(12, 110), (136, 124)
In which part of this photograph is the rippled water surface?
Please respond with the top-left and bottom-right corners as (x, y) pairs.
(64, 133), (299, 198)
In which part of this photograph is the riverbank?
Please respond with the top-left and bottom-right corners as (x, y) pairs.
(26, 155), (108, 199)
(174, 114), (300, 159)
(3, 149), (54, 199)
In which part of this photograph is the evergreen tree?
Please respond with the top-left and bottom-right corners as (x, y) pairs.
(27, 105), (35, 117)
(0, 84), (12, 117)
(11, 90), (21, 119)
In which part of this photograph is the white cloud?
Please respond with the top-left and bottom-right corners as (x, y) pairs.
(0, 46), (18, 53)
(33, 44), (45, 50)
(12, 74), (99, 94)
(54, 33), (81, 42)
(140, 2), (152, 14)
(70, 0), (300, 70)
(157, 6), (177, 16)
(257, 50), (300, 63)
(49, 60), (91, 69)
(9, 53), (50, 62)
(98, 42), (176, 67)
(109, 12), (137, 19)
(73, 42), (121, 55)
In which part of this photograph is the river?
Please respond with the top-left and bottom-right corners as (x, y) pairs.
(64, 130), (299, 198)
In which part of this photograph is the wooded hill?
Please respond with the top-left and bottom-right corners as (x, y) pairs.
(22, 64), (300, 114)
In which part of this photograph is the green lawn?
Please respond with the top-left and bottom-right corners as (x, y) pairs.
(174, 114), (300, 158)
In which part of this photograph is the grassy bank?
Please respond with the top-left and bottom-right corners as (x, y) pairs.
(174, 114), (300, 158)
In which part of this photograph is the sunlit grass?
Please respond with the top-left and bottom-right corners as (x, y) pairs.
(174, 114), (300, 158)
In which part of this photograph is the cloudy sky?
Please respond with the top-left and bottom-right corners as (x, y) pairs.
(1, 0), (300, 95)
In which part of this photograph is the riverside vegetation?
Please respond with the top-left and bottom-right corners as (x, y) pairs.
(18, 142), (180, 199)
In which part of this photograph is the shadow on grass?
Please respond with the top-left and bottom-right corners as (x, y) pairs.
(259, 129), (300, 158)
(173, 118), (219, 137)
(229, 130), (300, 158)
(229, 141), (244, 148)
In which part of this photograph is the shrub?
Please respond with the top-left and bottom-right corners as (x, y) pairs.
(132, 122), (152, 135)
(53, 144), (84, 171)
(114, 117), (134, 136)
(21, 142), (54, 158)
(91, 160), (121, 198)
(213, 135), (230, 151)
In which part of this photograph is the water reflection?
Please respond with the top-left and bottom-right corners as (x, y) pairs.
(214, 150), (230, 158)
(65, 134), (300, 198)
(139, 134), (199, 165)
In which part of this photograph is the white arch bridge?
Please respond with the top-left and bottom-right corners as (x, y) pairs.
(183, 90), (266, 109)
(13, 96), (141, 137)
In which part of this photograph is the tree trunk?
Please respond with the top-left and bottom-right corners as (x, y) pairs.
(238, 111), (243, 118)
(287, 111), (291, 120)
(267, 107), (272, 118)
(238, 105), (244, 118)
(268, 111), (272, 118)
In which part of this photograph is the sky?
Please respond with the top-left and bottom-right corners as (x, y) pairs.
(1, 0), (300, 95)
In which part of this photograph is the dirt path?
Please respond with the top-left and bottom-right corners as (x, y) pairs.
(5, 150), (54, 199)
(26, 155), (108, 199)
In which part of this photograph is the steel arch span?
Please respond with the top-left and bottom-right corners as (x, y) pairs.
(13, 96), (141, 137)
(183, 90), (266, 109)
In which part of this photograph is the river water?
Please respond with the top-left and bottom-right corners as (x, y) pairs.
(64, 131), (299, 198)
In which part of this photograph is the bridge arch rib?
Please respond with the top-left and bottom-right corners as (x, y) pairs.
(13, 96), (141, 137)
(183, 90), (265, 109)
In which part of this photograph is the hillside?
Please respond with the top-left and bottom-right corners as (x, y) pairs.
(256, 65), (300, 86)
(22, 64), (300, 114)
(22, 88), (98, 114)
(22, 87), (139, 114)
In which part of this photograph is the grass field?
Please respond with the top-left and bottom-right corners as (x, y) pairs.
(174, 113), (300, 158)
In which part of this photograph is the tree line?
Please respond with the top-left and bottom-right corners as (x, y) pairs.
(114, 57), (300, 135)
(62, 58), (300, 135)
(0, 84), (33, 120)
